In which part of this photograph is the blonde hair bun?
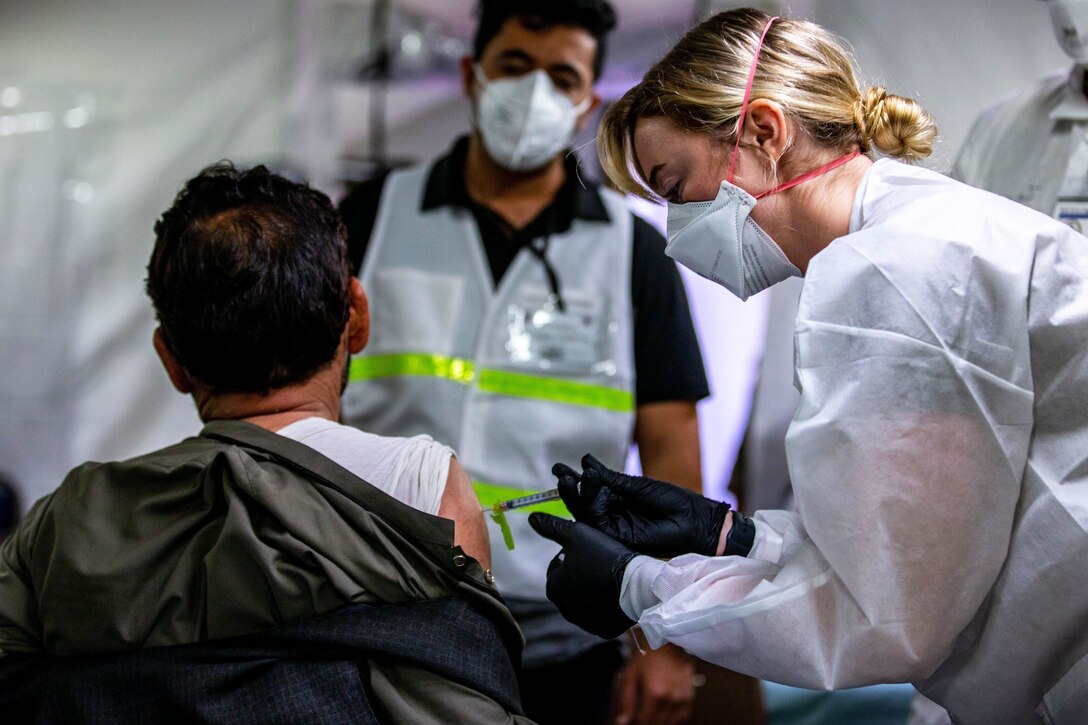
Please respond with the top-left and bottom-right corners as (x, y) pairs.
(855, 86), (938, 162)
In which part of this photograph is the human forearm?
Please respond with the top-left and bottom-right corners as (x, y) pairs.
(634, 401), (701, 492)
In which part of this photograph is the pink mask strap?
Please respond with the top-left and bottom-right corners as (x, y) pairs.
(754, 150), (861, 200)
(728, 16), (779, 183)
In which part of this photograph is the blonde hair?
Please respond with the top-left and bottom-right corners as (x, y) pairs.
(599, 8), (938, 200)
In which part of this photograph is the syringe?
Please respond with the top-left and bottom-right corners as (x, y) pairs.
(485, 488), (562, 513)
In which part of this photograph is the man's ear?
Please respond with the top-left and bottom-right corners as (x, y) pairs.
(743, 98), (790, 164)
(153, 328), (194, 394)
(459, 55), (478, 99)
(347, 278), (370, 354)
(575, 91), (602, 134)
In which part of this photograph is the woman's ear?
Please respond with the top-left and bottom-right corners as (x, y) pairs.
(743, 98), (790, 164)
(347, 278), (370, 354)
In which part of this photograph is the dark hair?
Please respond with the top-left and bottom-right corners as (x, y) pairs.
(474, 0), (618, 80)
(146, 163), (351, 394)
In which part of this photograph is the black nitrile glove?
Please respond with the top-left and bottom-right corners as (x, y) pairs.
(528, 512), (638, 640)
(552, 453), (730, 559)
(552, 460), (606, 521)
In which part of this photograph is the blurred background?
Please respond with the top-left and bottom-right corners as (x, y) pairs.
(0, 0), (1064, 516)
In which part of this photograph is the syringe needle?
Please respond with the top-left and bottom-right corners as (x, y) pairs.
(482, 488), (562, 512)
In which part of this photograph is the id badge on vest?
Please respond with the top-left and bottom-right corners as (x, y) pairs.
(1053, 197), (1088, 233)
(1053, 132), (1088, 229)
(502, 286), (615, 374)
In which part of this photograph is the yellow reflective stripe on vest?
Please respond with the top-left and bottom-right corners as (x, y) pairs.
(350, 354), (475, 384)
(473, 481), (570, 517)
(476, 369), (634, 413)
(349, 354), (634, 413)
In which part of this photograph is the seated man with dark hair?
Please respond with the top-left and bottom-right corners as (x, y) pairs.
(0, 163), (528, 723)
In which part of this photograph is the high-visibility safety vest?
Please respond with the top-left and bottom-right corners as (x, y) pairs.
(341, 164), (637, 600)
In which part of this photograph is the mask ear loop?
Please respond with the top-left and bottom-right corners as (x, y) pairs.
(472, 62), (488, 91)
(727, 16), (779, 184)
(753, 150), (861, 199)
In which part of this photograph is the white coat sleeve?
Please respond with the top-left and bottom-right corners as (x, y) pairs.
(621, 244), (1035, 689)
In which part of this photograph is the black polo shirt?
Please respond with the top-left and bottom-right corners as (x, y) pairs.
(338, 137), (709, 406)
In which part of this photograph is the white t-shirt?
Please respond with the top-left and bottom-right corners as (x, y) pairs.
(276, 417), (451, 515)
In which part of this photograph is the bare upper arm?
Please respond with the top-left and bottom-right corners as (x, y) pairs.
(436, 457), (491, 570)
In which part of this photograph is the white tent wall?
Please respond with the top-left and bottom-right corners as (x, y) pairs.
(0, 0), (1068, 512)
(807, 0), (1067, 171)
(0, 0), (310, 510)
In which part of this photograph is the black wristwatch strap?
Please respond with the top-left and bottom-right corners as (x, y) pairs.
(724, 511), (755, 557)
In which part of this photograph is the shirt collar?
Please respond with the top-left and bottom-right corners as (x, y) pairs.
(1050, 65), (1088, 121)
(420, 135), (611, 224)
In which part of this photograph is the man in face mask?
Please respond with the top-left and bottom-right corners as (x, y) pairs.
(337, 2), (713, 723)
(952, 0), (1088, 224)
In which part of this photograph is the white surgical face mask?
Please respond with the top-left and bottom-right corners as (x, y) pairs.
(1048, 0), (1088, 63)
(666, 183), (800, 301)
(473, 64), (592, 172)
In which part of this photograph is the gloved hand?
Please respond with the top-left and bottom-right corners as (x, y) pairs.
(528, 512), (638, 640)
(552, 453), (730, 559)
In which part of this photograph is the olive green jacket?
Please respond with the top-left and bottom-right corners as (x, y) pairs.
(0, 421), (530, 723)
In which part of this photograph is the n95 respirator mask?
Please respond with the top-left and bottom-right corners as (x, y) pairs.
(473, 64), (592, 172)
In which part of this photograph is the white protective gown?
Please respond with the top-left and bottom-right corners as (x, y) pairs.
(952, 65), (1088, 219)
(621, 159), (1088, 724)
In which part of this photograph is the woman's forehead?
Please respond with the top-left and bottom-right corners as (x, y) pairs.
(633, 118), (703, 178)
